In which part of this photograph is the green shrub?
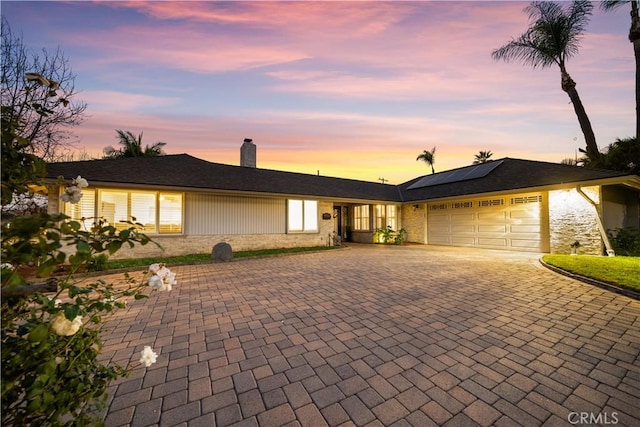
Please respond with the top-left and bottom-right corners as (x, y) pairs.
(1, 70), (169, 425)
(374, 226), (407, 245)
(1, 213), (159, 426)
(607, 227), (640, 256)
(87, 254), (109, 271)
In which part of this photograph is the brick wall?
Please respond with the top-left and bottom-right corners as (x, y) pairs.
(401, 203), (426, 243)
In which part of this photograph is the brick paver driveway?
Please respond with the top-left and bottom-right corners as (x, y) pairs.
(102, 244), (640, 427)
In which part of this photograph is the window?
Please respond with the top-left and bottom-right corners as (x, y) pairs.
(66, 188), (182, 234)
(479, 199), (504, 207)
(374, 204), (397, 230)
(66, 188), (96, 229)
(374, 205), (385, 229)
(159, 194), (183, 233)
(428, 203), (447, 211)
(386, 205), (397, 230)
(451, 201), (473, 209)
(287, 199), (318, 232)
(511, 195), (542, 205)
(354, 205), (370, 230)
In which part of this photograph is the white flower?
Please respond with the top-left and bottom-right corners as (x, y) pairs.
(72, 175), (89, 188)
(1, 263), (14, 271)
(60, 186), (83, 204)
(148, 263), (161, 275)
(147, 263), (176, 291)
(50, 312), (83, 336)
(148, 275), (163, 290)
(49, 298), (62, 308)
(139, 346), (158, 367)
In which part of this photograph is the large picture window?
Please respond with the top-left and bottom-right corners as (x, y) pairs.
(354, 205), (370, 230)
(66, 188), (96, 229)
(287, 199), (318, 232)
(65, 188), (183, 234)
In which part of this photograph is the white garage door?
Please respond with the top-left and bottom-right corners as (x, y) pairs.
(427, 193), (547, 252)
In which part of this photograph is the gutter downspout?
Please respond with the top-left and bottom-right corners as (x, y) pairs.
(576, 185), (615, 256)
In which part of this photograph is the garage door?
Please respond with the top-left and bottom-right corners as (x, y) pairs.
(427, 193), (547, 252)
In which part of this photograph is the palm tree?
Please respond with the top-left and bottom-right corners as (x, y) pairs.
(416, 147), (436, 174)
(599, 136), (640, 174)
(473, 150), (494, 164)
(601, 1), (640, 142)
(103, 130), (166, 159)
(492, 1), (600, 162)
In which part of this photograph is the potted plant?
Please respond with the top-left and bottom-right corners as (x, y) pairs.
(570, 240), (581, 255)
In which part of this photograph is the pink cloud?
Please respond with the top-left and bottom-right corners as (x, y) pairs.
(39, 1), (631, 182)
(81, 90), (178, 111)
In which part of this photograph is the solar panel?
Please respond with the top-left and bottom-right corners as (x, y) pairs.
(407, 160), (503, 190)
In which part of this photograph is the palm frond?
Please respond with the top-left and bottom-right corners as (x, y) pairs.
(600, 1), (629, 12)
(493, 1), (592, 68)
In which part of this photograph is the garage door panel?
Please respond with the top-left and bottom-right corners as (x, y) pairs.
(477, 211), (507, 221)
(509, 210), (538, 219)
(451, 213), (475, 221)
(429, 235), (452, 245)
(451, 236), (475, 245)
(451, 224), (475, 233)
(427, 193), (543, 252)
(510, 239), (541, 249)
(510, 224), (540, 233)
(477, 238), (508, 247)
(478, 225), (507, 233)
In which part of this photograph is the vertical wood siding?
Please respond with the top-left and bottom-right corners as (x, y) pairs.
(185, 193), (285, 235)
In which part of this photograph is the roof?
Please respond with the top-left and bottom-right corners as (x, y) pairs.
(46, 155), (637, 203)
(398, 157), (634, 201)
(45, 154), (400, 202)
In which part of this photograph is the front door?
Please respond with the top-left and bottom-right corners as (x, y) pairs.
(333, 206), (342, 243)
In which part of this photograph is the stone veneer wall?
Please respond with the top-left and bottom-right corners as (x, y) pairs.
(548, 186), (603, 255)
(401, 203), (426, 243)
(110, 232), (333, 259)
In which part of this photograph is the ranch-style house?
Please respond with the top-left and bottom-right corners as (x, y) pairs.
(45, 140), (640, 259)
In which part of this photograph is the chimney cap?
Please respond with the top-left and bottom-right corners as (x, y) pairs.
(243, 138), (253, 143)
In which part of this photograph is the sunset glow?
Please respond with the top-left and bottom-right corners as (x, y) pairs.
(3, 1), (633, 183)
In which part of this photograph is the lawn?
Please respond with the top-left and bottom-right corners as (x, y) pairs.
(542, 255), (640, 293)
(103, 246), (339, 270)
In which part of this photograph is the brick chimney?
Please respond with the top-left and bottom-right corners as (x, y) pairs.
(240, 138), (256, 168)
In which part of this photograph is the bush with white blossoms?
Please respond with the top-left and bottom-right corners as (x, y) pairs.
(59, 175), (89, 204)
(148, 263), (177, 291)
(1, 174), (171, 426)
(139, 346), (158, 367)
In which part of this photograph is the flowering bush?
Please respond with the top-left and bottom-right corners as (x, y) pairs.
(1, 177), (173, 426)
(1, 71), (173, 425)
(148, 263), (177, 291)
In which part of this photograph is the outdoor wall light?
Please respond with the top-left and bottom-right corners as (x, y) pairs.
(412, 204), (420, 211)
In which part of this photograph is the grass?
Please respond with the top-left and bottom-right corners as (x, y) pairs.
(103, 246), (339, 270)
(542, 254), (640, 293)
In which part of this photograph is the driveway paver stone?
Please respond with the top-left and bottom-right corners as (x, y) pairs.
(101, 245), (640, 426)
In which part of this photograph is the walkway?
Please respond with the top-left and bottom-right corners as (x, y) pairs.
(101, 244), (640, 426)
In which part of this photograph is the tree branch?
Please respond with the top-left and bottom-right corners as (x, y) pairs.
(1, 278), (58, 298)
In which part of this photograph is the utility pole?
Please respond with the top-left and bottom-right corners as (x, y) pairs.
(378, 177), (388, 184)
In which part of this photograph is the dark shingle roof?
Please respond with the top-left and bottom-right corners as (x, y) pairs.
(46, 154), (400, 202)
(398, 157), (632, 201)
(46, 155), (635, 203)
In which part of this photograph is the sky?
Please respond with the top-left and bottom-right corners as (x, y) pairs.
(2, 0), (634, 184)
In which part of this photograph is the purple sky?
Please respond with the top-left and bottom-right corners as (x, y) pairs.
(3, 1), (634, 183)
